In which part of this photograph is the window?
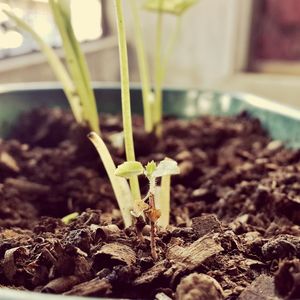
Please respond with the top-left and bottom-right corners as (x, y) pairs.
(249, 0), (300, 75)
(0, 0), (103, 59)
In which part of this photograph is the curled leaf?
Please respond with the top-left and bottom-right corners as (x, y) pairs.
(152, 158), (180, 178)
(61, 212), (79, 225)
(145, 161), (157, 178)
(145, 207), (161, 223)
(144, 0), (199, 15)
(115, 161), (144, 179)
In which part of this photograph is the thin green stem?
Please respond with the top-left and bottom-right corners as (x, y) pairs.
(157, 175), (171, 228)
(114, 0), (141, 203)
(129, 0), (153, 133)
(88, 132), (133, 227)
(3, 9), (82, 124)
(161, 15), (182, 80)
(153, 0), (164, 136)
(50, 0), (100, 134)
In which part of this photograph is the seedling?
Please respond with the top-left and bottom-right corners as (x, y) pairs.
(129, 0), (154, 133)
(61, 212), (79, 225)
(3, 1), (100, 134)
(88, 132), (133, 228)
(115, 158), (180, 259)
(144, 0), (200, 135)
(114, 0), (141, 204)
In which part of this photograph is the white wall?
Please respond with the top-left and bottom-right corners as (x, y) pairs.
(123, 0), (252, 88)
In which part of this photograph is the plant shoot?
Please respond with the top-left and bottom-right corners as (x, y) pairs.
(4, 1), (100, 134)
(88, 132), (134, 228)
(114, 0), (141, 204)
(144, 0), (200, 135)
(115, 158), (180, 259)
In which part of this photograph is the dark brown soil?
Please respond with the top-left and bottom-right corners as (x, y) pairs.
(0, 107), (299, 299)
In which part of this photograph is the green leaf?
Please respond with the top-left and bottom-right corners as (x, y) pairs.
(115, 161), (144, 179)
(144, 0), (199, 15)
(145, 160), (157, 177)
(152, 158), (180, 177)
(61, 212), (79, 224)
(88, 132), (134, 227)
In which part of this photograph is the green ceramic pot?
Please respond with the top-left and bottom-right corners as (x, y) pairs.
(0, 82), (299, 300)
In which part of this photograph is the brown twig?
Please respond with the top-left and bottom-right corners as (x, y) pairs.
(148, 192), (158, 260)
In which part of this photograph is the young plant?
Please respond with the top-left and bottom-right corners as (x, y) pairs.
(88, 132), (133, 228)
(115, 158), (180, 260)
(144, 0), (200, 135)
(114, 0), (141, 204)
(3, 1), (100, 134)
(129, 0), (154, 133)
(61, 212), (79, 225)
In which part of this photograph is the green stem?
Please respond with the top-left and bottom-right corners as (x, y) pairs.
(50, 0), (100, 134)
(161, 15), (181, 80)
(114, 0), (141, 203)
(88, 132), (133, 227)
(153, 0), (164, 136)
(157, 175), (170, 228)
(129, 0), (153, 133)
(3, 9), (83, 124)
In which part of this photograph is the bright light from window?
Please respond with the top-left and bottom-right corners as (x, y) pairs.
(71, 0), (102, 42)
(0, 3), (10, 22)
(0, 31), (23, 49)
(0, 0), (103, 57)
(32, 15), (53, 41)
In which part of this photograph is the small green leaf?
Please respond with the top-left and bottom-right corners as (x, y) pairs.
(145, 160), (157, 177)
(152, 158), (180, 177)
(115, 161), (144, 179)
(61, 212), (79, 224)
(144, 0), (199, 15)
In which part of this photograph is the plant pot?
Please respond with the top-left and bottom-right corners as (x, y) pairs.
(1, 83), (299, 146)
(0, 83), (300, 300)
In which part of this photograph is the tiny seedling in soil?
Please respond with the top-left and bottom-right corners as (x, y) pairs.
(61, 212), (79, 225)
(115, 158), (180, 260)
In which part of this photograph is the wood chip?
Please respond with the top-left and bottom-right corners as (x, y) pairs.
(64, 277), (112, 296)
(192, 215), (222, 237)
(5, 178), (50, 195)
(0, 152), (20, 172)
(3, 247), (29, 282)
(167, 234), (223, 270)
(133, 260), (167, 286)
(41, 275), (83, 293)
(155, 292), (173, 300)
(95, 242), (136, 267)
(90, 224), (121, 241)
(238, 275), (280, 300)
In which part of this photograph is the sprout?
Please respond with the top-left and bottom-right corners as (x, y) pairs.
(129, 0), (154, 133)
(143, 0), (200, 136)
(114, 0), (141, 205)
(88, 132), (133, 228)
(116, 158), (180, 259)
(61, 212), (79, 225)
(4, 1), (100, 134)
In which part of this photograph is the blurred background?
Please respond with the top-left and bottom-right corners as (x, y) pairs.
(0, 0), (300, 108)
